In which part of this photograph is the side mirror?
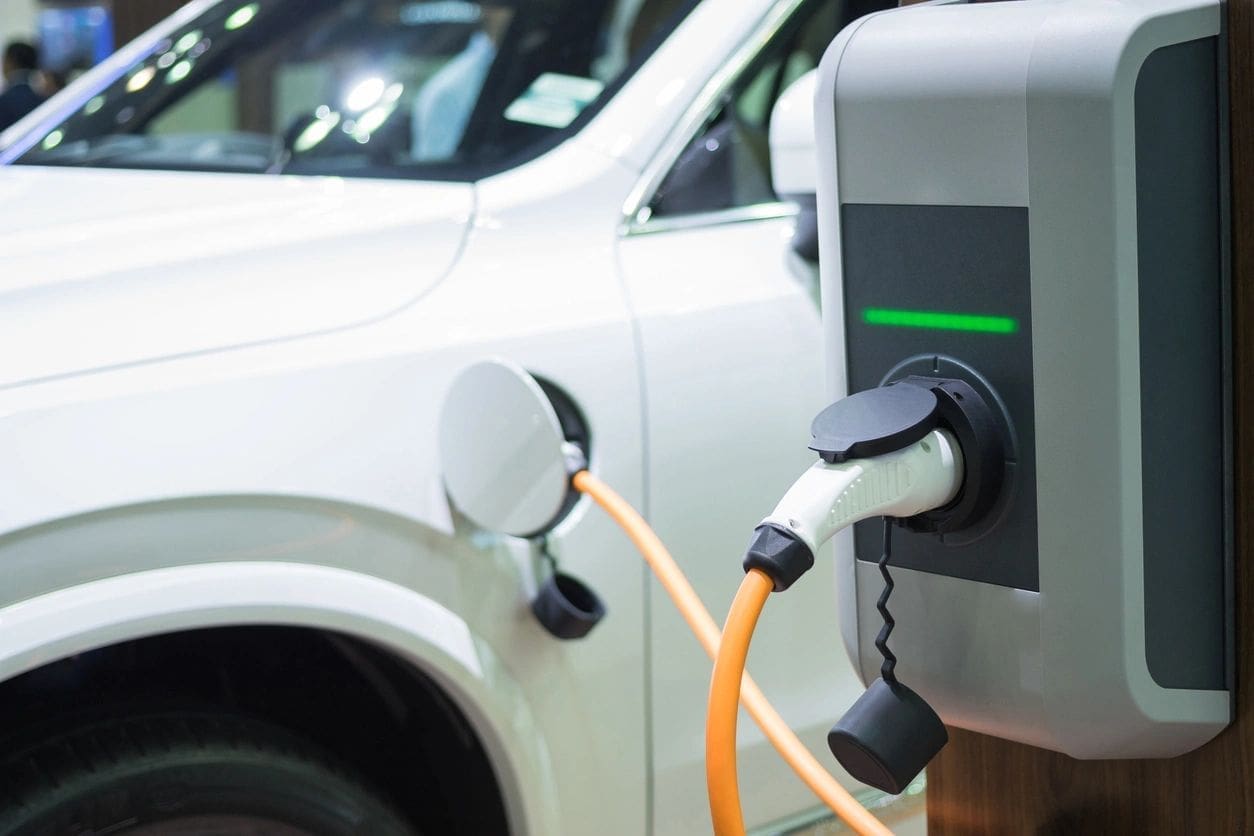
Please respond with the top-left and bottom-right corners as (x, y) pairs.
(769, 69), (819, 262)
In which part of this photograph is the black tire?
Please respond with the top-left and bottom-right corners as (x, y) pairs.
(0, 712), (417, 836)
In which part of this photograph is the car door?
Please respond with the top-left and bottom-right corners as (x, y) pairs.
(614, 0), (884, 832)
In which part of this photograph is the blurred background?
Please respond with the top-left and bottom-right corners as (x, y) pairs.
(0, 2), (181, 132)
(1, 2), (181, 79)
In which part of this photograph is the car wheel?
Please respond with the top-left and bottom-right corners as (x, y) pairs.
(0, 712), (417, 836)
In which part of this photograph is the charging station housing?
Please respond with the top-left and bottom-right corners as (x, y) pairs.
(816, 0), (1232, 757)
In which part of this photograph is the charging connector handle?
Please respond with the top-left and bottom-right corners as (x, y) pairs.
(713, 429), (965, 834)
(761, 428), (964, 560)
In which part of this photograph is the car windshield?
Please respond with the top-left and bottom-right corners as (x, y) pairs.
(8, 0), (697, 179)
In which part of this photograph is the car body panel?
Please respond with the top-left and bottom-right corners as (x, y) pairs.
(0, 0), (864, 832)
(0, 166), (472, 389)
(0, 142), (650, 835)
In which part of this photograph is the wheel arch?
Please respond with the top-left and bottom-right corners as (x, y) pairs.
(0, 560), (561, 836)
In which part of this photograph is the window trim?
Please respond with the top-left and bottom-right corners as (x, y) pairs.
(619, 0), (808, 236)
(627, 200), (797, 236)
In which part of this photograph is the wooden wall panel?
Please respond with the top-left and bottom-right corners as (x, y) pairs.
(926, 0), (1254, 832)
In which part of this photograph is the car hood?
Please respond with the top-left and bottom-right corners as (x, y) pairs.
(0, 166), (473, 389)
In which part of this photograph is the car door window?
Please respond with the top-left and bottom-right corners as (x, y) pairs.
(647, 0), (842, 219)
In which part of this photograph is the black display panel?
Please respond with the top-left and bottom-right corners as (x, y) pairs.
(840, 204), (1038, 591)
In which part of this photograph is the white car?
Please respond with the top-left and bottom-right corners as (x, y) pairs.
(0, 0), (909, 834)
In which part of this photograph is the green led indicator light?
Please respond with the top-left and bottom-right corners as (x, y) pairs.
(862, 308), (1019, 335)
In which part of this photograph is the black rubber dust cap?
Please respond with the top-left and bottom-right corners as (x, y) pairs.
(828, 677), (948, 794)
(531, 571), (606, 640)
(810, 383), (939, 463)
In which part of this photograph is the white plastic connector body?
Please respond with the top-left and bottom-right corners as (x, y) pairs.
(761, 429), (964, 556)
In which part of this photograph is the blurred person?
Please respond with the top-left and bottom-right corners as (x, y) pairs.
(0, 41), (43, 131)
(410, 6), (512, 161)
(36, 69), (68, 98)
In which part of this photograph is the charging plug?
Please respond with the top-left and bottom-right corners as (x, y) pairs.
(767, 428), (962, 556)
(743, 428), (963, 591)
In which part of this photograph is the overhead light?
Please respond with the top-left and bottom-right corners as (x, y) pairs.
(293, 111), (341, 152)
(345, 77), (385, 111)
(126, 66), (156, 92)
(350, 103), (395, 142)
(225, 3), (260, 30)
(166, 60), (193, 84)
(175, 30), (202, 54)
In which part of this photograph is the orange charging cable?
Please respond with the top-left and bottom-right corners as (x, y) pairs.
(708, 569), (776, 836)
(572, 471), (890, 836)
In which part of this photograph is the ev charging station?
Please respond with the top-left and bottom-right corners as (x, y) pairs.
(814, 0), (1232, 761)
(440, 0), (1235, 829)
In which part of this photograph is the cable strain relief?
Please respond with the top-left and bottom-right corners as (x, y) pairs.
(742, 524), (815, 592)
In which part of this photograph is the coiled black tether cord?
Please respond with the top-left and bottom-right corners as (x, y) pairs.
(875, 519), (897, 684)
